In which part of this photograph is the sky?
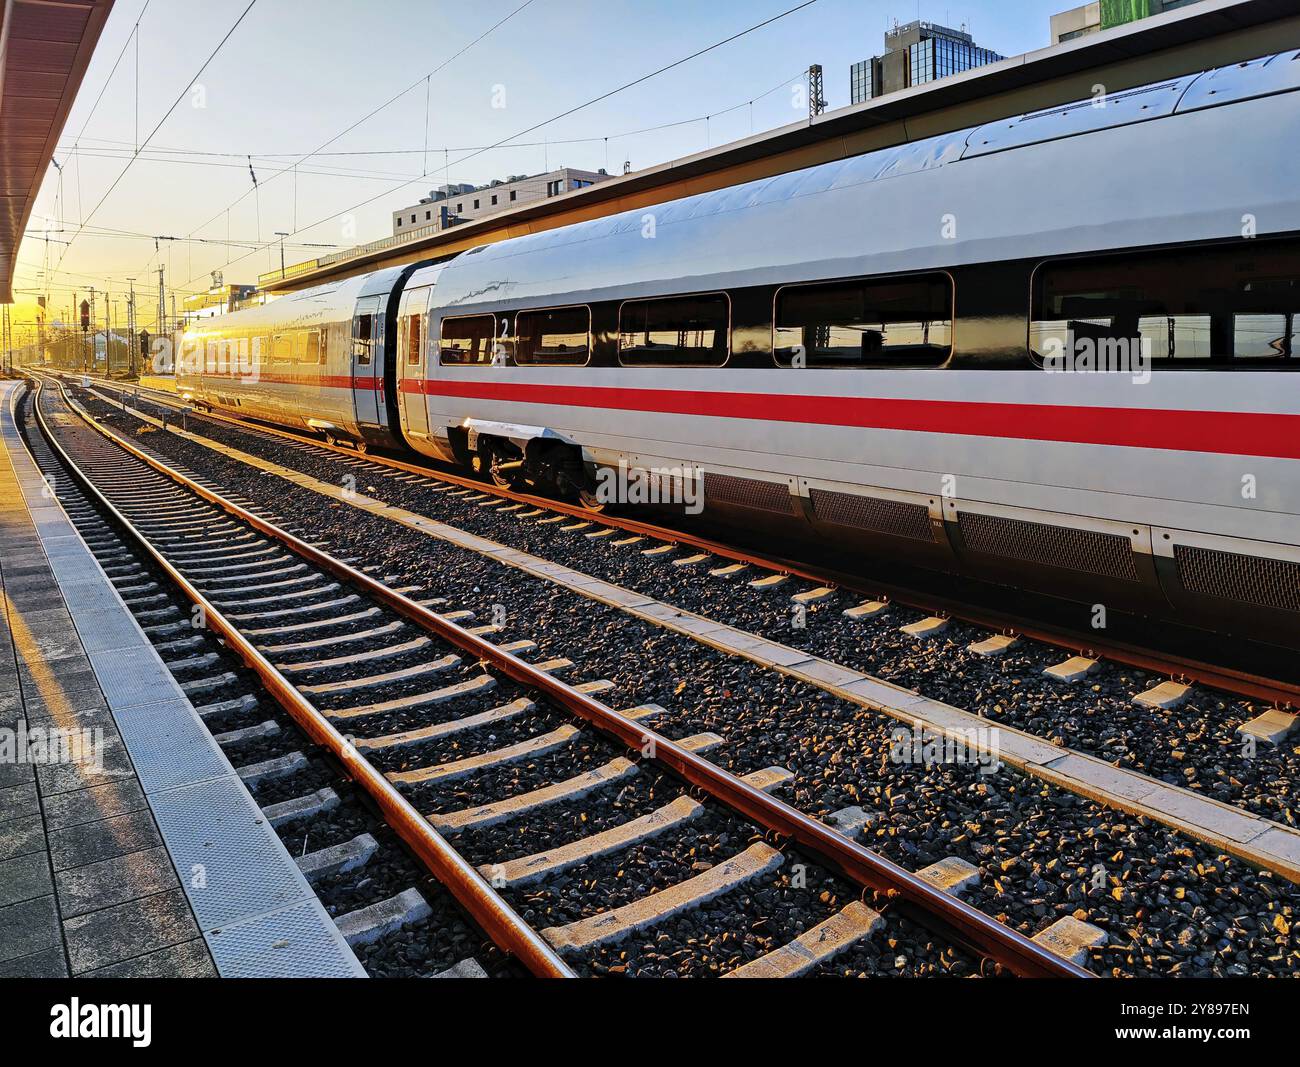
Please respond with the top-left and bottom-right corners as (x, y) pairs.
(10, 0), (1067, 332)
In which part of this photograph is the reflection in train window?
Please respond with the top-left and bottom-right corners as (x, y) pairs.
(356, 314), (373, 365)
(406, 314), (423, 366)
(514, 306), (590, 366)
(439, 315), (496, 365)
(273, 334), (293, 364)
(774, 274), (952, 367)
(304, 330), (321, 365)
(618, 293), (728, 367)
(1032, 240), (1299, 365)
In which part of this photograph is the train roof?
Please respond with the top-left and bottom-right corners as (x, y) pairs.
(430, 50), (1300, 317)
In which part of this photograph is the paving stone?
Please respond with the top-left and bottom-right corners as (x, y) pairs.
(0, 942), (68, 978)
(35, 734), (135, 796)
(55, 844), (180, 917)
(0, 893), (62, 962)
(42, 778), (147, 830)
(0, 780), (40, 822)
(0, 851), (54, 907)
(64, 887), (201, 974)
(0, 813), (46, 861)
(49, 808), (163, 871)
(82, 937), (216, 979)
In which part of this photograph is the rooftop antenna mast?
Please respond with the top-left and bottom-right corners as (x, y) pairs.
(807, 64), (826, 120)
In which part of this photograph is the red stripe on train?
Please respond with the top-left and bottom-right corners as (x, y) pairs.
(397, 377), (1300, 461)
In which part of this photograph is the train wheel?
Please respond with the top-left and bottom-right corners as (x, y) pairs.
(577, 485), (606, 513)
(355, 440), (368, 455)
(324, 433), (337, 447)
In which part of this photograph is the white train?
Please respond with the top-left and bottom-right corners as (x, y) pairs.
(179, 50), (1300, 644)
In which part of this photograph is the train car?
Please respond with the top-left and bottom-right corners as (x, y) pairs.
(178, 264), (420, 452)
(185, 51), (1300, 643)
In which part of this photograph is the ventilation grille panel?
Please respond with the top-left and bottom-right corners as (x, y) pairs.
(959, 511), (1138, 581)
(1175, 544), (1300, 614)
(810, 489), (933, 542)
(703, 473), (793, 514)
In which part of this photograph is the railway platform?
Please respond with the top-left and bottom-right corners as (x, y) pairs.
(0, 379), (363, 978)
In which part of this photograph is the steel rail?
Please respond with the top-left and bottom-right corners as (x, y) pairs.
(79, 373), (1299, 711)
(28, 377), (576, 979)
(46, 374), (1090, 979)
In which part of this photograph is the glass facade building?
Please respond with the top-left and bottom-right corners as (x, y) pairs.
(850, 21), (1003, 104)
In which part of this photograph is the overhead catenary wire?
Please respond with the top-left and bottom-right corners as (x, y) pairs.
(50, 0), (260, 284)
(188, 1), (819, 286)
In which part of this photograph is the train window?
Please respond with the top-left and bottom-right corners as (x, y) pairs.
(617, 294), (729, 367)
(356, 314), (373, 366)
(439, 315), (496, 365)
(514, 306), (590, 366)
(1031, 240), (1299, 366)
(406, 314), (423, 366)
(773, 274), (952, 367)
(304, 330), (321, 365)
(272, 334), (293, 364)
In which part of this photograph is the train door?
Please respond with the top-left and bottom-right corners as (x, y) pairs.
(397, 286), (431, 439)
(351, 296), (384, 431)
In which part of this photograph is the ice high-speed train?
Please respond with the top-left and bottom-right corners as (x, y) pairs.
(179, 51), (1300, 644)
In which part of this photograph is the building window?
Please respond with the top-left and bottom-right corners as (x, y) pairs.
(1030, 239), (1299, 365)
(425, 210), (431, 220)
(396, 218), (402, 227)
(515, 306), (590, 366)
(439, 315), (497, 365)
(618, 294), (729, 367)
(473, 199), (480, 209)
(491, 194), (498, 206)
(410, 215), (415, 224)
(510, 190), (517, 201)
(457, 202), (463, 213)
(546, 180), (563, 197)
(774, 274), (952, 367)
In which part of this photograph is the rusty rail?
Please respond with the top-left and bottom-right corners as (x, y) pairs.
(45, 373), (1090, 979)
(30, 377), (575, 979)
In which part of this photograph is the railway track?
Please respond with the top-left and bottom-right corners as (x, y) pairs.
(66, 378), (1300, 849)
(73, 373), (1300, 710)
(24, 375), (1089, 978)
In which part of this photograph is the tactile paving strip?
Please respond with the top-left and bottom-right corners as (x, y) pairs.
(206, 899), (365, 978)
(148, 774), (322, 930)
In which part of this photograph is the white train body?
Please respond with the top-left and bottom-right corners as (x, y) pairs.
(179, 51), (1300, 642)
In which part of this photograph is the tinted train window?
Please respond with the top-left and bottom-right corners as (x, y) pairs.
(440, 315), (495, 365)
(618, 294), (728, 367)
(406, 314), (423, 366)
(355, 314), (373, 366)
(1031, 240), (1299, 365)
(774, 274), (952, 367)
(515, 306), (590, 366)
